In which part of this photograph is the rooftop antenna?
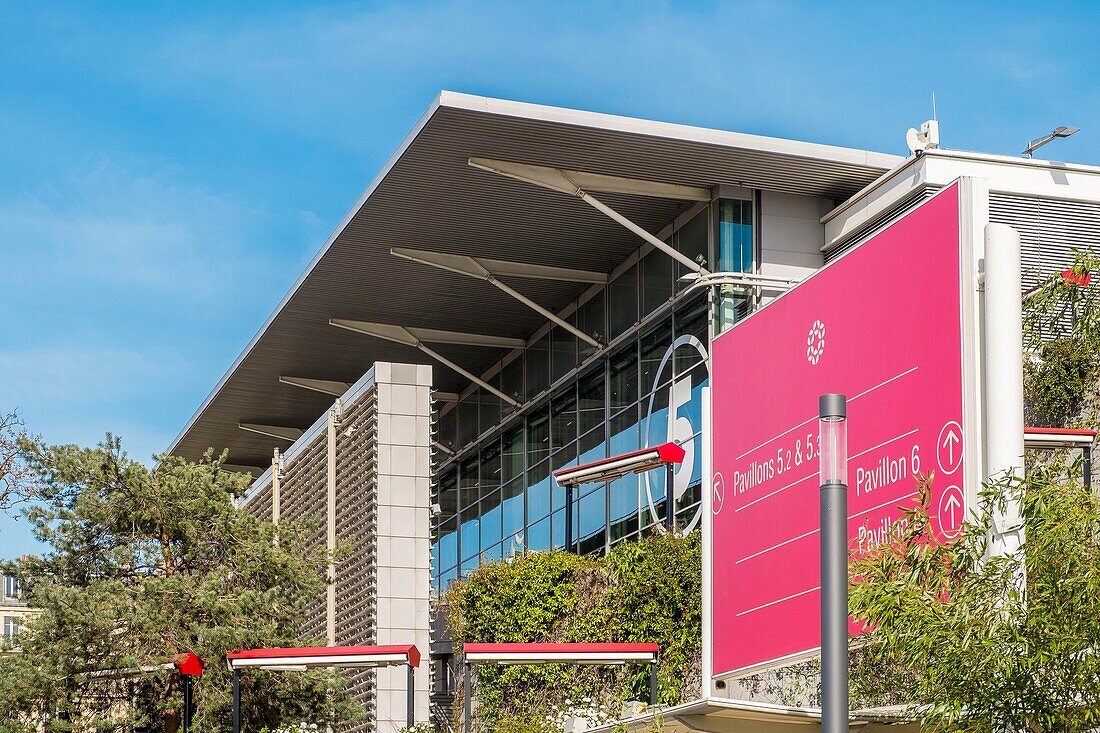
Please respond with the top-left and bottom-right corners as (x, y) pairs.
(905, 96), (940, 156)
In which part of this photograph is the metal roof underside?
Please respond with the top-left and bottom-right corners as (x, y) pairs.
(169, 92), (899, 468)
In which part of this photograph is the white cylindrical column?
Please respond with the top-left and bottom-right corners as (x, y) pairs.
(983, 223), (1025, 557)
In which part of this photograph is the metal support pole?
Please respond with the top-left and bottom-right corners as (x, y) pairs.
(464, 662), (472, 732)
(407, 664), (415, 730)
(649, 661), (658, 706)
(232, 669), (240, 733)
(665, 462), (675, 532)
(819, 394), (848, 733)
(182, 674), (193, 733)
(1085, 446), (1092, 491)
(565, 485), (574, 552)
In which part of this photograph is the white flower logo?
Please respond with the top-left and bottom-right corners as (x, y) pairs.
(806, 320), (826, 365)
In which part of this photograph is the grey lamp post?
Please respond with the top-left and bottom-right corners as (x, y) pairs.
(819, 394), (848, 733)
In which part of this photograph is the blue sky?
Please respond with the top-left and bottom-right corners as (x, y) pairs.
(2, 1), (1098, 557)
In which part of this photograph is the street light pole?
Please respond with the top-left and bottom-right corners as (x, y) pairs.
(819, 394), (848, 733)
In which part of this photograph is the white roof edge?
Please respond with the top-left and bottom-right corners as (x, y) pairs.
(438, 91), (902, 169)
(823, 146), (1100, 224)
(167, 95), (446, 456)
(170, 91), (900, 457)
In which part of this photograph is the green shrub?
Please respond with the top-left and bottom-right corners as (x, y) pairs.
(443, 532), (701, 731)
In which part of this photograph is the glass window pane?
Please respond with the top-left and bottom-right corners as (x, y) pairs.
(438, 515), (458, 574)
(528, 516), (551, 552)
(719, 197), (754, 272)
(458, 393), (478, 448)
(551, 323), (577, 382)
(438, 406), (458, 451)
(609, 263), (639, 338)
(480, 490), (502, 549)
(460, 555), (479, 577)
(578, 366), (605, 436)
(501, 476), (525, 543)
(459, 457), (479, 510)
(645, 380), (670, 448)
(526, 333), (551, 400)
(676, 208), (710, 289)
(610, 407), (640, 457)
(578, 426), (604, 468)
(500, 355), (524, 410)
(551, 440), (576, 474)
(479, 389), (501, 435)
(609, 345), (638, 411)
(480, 443), (501, 497)
(640, 317), (674, 393)
(527, 459), (552, 523)
(609, 472), (639, 543)
(460, 507), (480, 562)
(551, 508), (567, 550)
(641, 246), (673, 316)
(527, 404), (550, 466)
(441, 566), (458, 593)
(551, 388), (577, 451)
(574, 485), (607, 555)
(482, 542), (503, 564)
(578, 290), (606, 354)
(674, 295), (709, 376)
(501, 427), (524, 483)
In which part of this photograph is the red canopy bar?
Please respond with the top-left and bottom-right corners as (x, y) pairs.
(553, 442), (685, 488)
(229, 645), (421, 732)
(1024, 426), (1097, 448)
(226, 643), (420, 671)
(463, 642), (658, 665)
(460, 642), (661, 719)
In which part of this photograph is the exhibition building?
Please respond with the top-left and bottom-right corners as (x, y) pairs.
(167, 92), (1100, 731)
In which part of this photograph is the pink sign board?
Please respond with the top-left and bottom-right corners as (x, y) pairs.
(710, 184), (968, 677)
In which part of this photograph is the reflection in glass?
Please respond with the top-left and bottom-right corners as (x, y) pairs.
(528, 516), (551, 552)
(551, 509), (567, 550)
(640, 317), (673, 391)
(578, 367), (605, 435)
(459, 507), (480, 562)
(575, 485), (607, 555)
(527, 459), (552, 522)
(501, 427), (524, 483)
(501, 477), (524, 541)
(609, 472), (639, 542)
(480, 490), (502, 549)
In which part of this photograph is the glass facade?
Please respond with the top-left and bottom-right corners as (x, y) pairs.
(432, 198), (756, 595)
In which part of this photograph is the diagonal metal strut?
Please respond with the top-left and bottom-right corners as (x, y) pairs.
(467, 157), (710, 277)
(390, 247), (603, 349)
(329, 319), (521, 407)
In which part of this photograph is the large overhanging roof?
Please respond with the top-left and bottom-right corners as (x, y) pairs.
(169, 91), (899, 468)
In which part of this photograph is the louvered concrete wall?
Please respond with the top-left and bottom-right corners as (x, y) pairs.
(989, 193), (1100, 287)
(240, 363), (432, 733)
